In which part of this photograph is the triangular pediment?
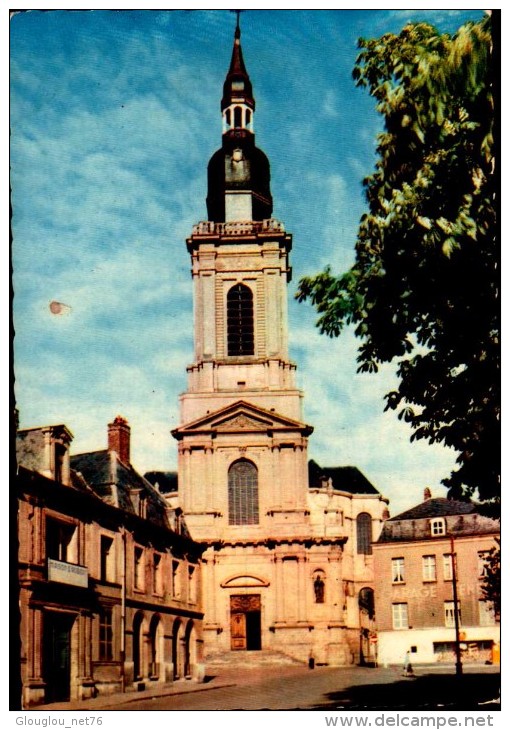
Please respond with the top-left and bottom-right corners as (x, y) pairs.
(172, 400), (313, 438)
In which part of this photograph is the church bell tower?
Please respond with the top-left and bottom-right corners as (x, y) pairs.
(171, 17), (345, 660)
(178, 18), (304, 425)
(173, 17), (314, 537)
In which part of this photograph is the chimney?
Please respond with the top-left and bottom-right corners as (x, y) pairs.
(424, 487), (432, 501)
(108, 416), (130, 464)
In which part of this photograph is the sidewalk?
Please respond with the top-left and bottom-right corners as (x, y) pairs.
(31, 674), (238, 711)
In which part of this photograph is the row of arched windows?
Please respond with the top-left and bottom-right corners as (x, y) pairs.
(224, 104), (253, 132)
(225, 105), (252, 129)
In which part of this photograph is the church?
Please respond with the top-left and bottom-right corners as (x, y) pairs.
(157, 17), (390, 666)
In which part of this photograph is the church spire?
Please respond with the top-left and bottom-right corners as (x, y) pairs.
(206, 14), (272, 223)
(221, 12), (254, 133)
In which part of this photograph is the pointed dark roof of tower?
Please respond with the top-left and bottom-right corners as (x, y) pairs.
(221, 18), (254, 111)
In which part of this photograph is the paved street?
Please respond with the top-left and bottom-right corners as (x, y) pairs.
(36, 664), (500, 712)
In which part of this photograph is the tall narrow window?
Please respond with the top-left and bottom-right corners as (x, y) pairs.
(445, 600), (461, 627)
(172, 559), (180, 598)
(153, 553), (162, 595)
(234, 105), (242, 128)
(228, 459), (259, 525)
(99, 607), (113, 661)
(443, 554), (453, 581)
(356, 513), (373, 555)
(392, 603), (409, 630)
(227, 284), (254, 356)
(422, 555), (437, 582)
(46, 518), (77, 563)
(392, 557), (405, 583)
(188, 565), (196, 603)
(134, 547), (144, 590)
(100, 535), (114, 582)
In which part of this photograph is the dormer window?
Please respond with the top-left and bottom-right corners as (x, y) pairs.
(430, 518), (446, 536)
(232, 80), (244, 91)
(16, 424), (73, 486)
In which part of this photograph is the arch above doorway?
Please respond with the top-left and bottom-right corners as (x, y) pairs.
(221, 574), (269, 588)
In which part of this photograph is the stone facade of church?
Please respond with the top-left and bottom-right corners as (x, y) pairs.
(167, 20), (389, 666)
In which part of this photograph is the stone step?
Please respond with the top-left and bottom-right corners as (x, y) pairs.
(205, 649), (304, 667)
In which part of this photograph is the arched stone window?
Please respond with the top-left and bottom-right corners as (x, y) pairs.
(358, 587), (375, 620)
(227, 284), (254, 356)
(234, 105), (242, 128)
(228, 459), (259, 525)
(313, 570), (326, 603)
(225, 108), (231, 128)
(356, 512), (373, 555)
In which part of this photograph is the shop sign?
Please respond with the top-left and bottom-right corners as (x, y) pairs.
(48, 558), (88, 587)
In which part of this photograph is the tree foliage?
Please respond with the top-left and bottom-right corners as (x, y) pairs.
(480, 539), (500, 618)
(296, 15), (498, 507)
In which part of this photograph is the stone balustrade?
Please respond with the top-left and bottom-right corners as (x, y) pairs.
(192, 219), (285, 236)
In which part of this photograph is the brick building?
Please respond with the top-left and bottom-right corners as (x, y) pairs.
(16, 417), (204, 707)
(372, 490), (500, 666)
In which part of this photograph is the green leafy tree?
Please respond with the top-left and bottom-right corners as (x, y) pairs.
(480, 539), (500, 618)
(297, 15), (498, 508)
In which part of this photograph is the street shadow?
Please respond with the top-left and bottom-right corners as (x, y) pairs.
(308, 673), (501, 711)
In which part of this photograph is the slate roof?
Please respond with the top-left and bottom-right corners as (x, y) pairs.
(308, 460), (379, 495)
(388, 497), (475, 522)
(71, 450), (171, 529)
(377, 497), (499, 543)
(144, 471), (178, 494)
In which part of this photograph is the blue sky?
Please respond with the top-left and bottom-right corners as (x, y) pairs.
(11, 7), (486, 516)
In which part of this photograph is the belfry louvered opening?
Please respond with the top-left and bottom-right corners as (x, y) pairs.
(227, 283), (254, 356)
(228, 459), (259, 525)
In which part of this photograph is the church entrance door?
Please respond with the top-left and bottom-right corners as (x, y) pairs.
(230, 594), (261, 651)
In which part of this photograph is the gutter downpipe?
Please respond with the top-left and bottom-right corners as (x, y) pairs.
(120, 526), (127, 692)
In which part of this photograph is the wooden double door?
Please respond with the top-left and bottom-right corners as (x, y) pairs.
(230, 594), (261, 651)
